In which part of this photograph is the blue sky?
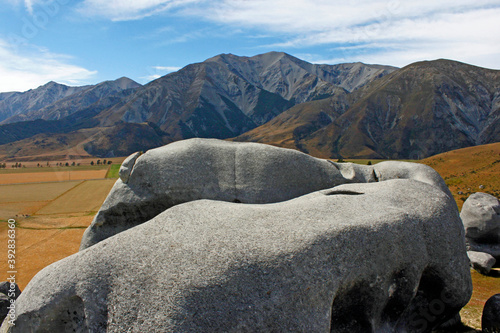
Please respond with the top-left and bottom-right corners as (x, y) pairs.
(1, 0), (499, 93)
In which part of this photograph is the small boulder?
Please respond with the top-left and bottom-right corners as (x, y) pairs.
(467, 251), (496, 275)
(461, 192), (500, 260)
(0, 282), (21, 324)
(0, 293), (10, 324)
(0, 282), (21, 300)
(482, 294), (500, 333)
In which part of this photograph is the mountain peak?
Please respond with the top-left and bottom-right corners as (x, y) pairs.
(112, 77), (141, 90)
(205, 51), (293, 65)
(41, 81), (65, 89)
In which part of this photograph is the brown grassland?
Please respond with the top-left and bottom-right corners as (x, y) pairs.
(421, 142), (500, 210)
(0, 170), (108, 185)
(0, 163), (122, 290)
(0, 146), (498, 331)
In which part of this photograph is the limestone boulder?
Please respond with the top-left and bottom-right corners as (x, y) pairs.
(461, 192), (500, 259)
(0, 282), (21, 324)
(80, 138), (452, 250)
(467, 251), (496, 275)
(482, 294), (500, 333)
(3, 179), (471, 332)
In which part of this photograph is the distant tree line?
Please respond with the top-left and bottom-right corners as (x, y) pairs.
(90, 160), (112, 166)
(0, 159), (113, 169)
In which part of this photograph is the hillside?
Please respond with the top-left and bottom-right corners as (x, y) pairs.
(0, 52), (396, 159)
(96, 52), (395, 140)
(0, 122), (170, 161)
(1, 54), (499, 160)
(235, 59), (500, 159)
(0, 82), (89, 123)
(0, 77), (141, 124)
(420, 142), (500, 210)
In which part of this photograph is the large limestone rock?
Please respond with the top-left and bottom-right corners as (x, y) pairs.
(80, 138), (452, 250)
(461, 192), (500, 260)
(3, 179), (471, 332)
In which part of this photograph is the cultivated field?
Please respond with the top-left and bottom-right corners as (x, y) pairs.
(0, 215), (94, 290)
(0, 170), (108, 185)
(35, 179), (115, 215)
(0, 161), (124, 289)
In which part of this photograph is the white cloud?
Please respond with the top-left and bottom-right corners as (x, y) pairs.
(153, 66), (181, 72)
(203, 0), (499, 34)
(307, 7), (500, 68)
(78, 0), (201, 21)
(201, 0), (500, 68)
(75, 0), (500, 68)
(0, 39), (97, 92)
(1, 0), (49, 14)
(140, 65), (182, 83)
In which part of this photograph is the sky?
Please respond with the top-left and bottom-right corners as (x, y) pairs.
(1, 0), (499, 93)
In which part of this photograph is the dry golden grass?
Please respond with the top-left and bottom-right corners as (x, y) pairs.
(0, 181), (82, 203)
(460, 269), (500, 331)
(0, 202), (50, 220)
(421, 142), (500, 210)
(35, 179), (116, 215)
(0, 170), (108, 185)
(0, 215), (93, 289)
(0, 171), (116, 290)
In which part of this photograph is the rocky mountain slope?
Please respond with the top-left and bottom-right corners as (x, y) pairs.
(0, 52), (396, 159)
(0, 77), (141, 124)
(0, 53), (498, 160)
(235, 59), (500, 159)
(96, 52), (395, 140)
(0, 82), (89, 123)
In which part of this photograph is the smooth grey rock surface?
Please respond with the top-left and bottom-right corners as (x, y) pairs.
(80, 138), (452, 250)
(118, 151), (141, 183)
(467, 251), (496, 275)
(482, 294), (500, 333)
(4, 180), (471, 332)
(461, 192), (500, 260)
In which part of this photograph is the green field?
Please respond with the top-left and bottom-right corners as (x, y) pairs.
(105, 164), (121, 178)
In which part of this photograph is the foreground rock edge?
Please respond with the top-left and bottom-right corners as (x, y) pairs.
(3, 179), (471, 332)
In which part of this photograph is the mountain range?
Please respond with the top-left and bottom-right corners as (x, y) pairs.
(0, 52), (498, 160)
